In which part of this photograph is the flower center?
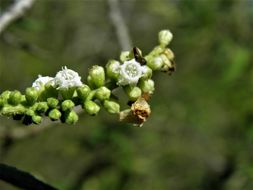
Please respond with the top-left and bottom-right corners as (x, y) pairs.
(125, 63), (139, 78)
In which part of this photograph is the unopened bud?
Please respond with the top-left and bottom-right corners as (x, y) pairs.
(88, 65), (105, 88)
(139, 79), (155, 94)
(1, 105), (26, 116)
(158, 30), (173, 47)
(147, 56), (164, 70)
(163, 48), (175, 60)
(84, 100), (100, 115)
(124, 86), (142, 101)
(65, 111), (79, 124)
(95, 87), (111, 101)
(61, 100), (75, 111)
(32, 115), (42, 124)
(1, 91), (11, 101)
(103, 100), (120, 114)
(25, 87), (39, 105)
(77, 85), (91, 101)
(49, 108), (62, 121)
(34, 102), (48, 113)
(47, 98), (59, 108)
(120, 51), (133, 62)
(106, 60), (120, 80)
(8, 90), (22, 105)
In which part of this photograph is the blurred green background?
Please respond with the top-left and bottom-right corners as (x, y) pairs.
(0, 0), (252, 189)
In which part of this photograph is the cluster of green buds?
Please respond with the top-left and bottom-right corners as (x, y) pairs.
(0, 30), (175, 127)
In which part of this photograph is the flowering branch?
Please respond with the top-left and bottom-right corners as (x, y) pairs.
(0, 30), (175, 127)
(0, 0), (37, 35)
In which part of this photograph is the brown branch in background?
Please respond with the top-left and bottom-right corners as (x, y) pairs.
(0, 163), (58, 190)
(0, 0), (37, 35)
(108, 0), (132, 50)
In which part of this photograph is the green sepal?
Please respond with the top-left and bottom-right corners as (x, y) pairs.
(25, 87), (39, 105)
(8, 90), (22, 105)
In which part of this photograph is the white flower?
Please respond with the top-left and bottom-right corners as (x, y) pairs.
(55, 66), (83, 89)
(117, 59), (146, 86)
(32, 75), (55, 90)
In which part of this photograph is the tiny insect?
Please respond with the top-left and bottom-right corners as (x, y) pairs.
(133, 47), (147, 65)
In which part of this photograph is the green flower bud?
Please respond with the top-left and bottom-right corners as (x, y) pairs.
(106, 60), (120, 80)
(25, 87), (39, 105)
(141, 66), (152, 79)
(88, 65), (105, 88)
(65, 111), (79, 124)
(147, 56), (164, 71)
(124, 86), (142, 101)
(61, 100), (75, 111)
(34, 102), (49, 113)
(1, 90), (11, 101)
(158, 30), (173, 47)
(49, 108), (62, 121)
(1, 105), (26, 116)
(139, 79), (155, 94)
(95, 87), (111, 101)
(47, 98), (59, 108)
(120, 51), (131, 62)
(32, 115), (42, 124)
(8, 90), (22, 105)
(77, 85), (90, 101)
(84, 100), (100, 115)
(103, 100), (120, 114)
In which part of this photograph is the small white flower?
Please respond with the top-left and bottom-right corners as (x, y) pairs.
(55, 66), (83, 89)
(32, 75), (55, 90)
(117, 59), (146, 86)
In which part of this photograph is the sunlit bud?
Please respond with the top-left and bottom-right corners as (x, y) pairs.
(84, 100), (100, 115)
(47, 98), (59, 109)
(103, 100), (120, 114)
(147, 46), (164, 57)
(95, 87), (111, 101)
(106, 60), (120, 80)
(1, 90), (11, 101)
(8, 90), (22, 105)
(25, 87), (39, 105)
(124, 86), (142, 101)
(76, 85), (91, 101)
(88, 65), (105, 88)
(139, 79), (155, 94)
(141, 66), (152, 79)
(61, 100), (75, 111)
(65, 111), (79, 125)
(59, 87), (75, 100)
(147, 56), (164, 70)
(34, 102), (49, 114)
(163, 48), (175, 60)
(32, 115), (42, 124)
(158, 30), (173, 47)
(49, 108), (62, 121)
(120, 51), (133, 62)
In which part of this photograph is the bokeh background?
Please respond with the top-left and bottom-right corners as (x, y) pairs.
(0, 0), (252, 189)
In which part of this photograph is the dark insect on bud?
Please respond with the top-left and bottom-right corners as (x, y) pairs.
(133, 47), (147, 65)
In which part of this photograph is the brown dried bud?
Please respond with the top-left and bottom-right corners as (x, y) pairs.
(119, 97), (151, 127)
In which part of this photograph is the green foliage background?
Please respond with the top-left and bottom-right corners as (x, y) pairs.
(0, 0), (252, 189)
